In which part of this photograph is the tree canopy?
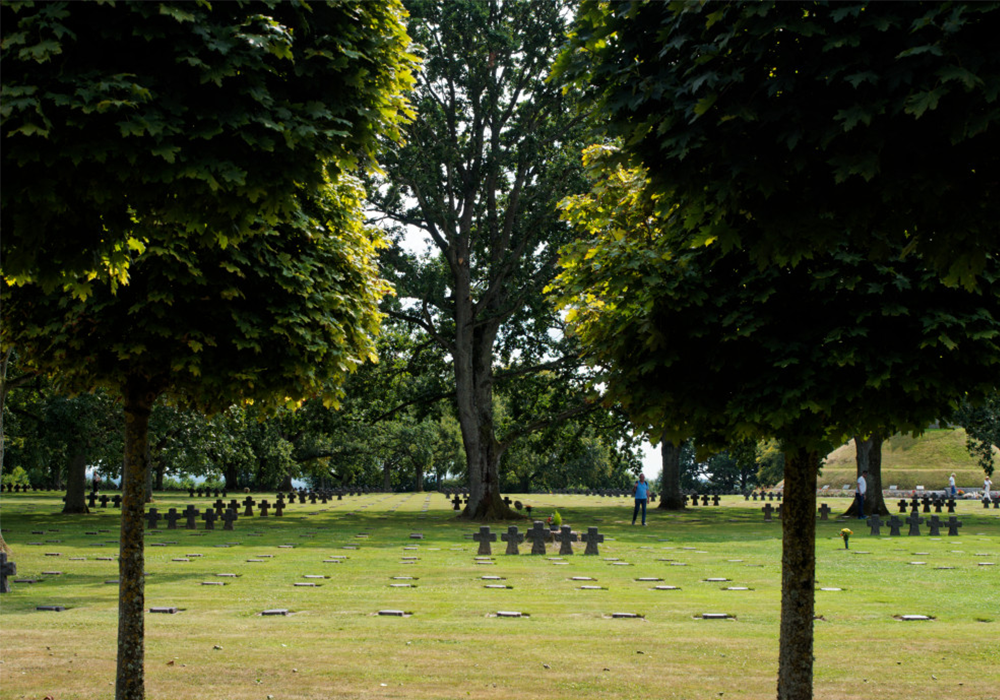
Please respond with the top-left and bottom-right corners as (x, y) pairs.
(2, 3), (416, 699)
(556, 1), (1000, 288)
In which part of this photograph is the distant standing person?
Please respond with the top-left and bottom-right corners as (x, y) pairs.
(855, 470), (867, 519)
(984, 475), (992, 501)
(632, 474), (650, 526)
(949, 472), (957, 498)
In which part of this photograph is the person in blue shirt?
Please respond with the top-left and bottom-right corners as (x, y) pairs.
(632, 474), (650, 526)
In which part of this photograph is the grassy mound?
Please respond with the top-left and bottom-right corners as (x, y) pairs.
(819, 428), (994, 491)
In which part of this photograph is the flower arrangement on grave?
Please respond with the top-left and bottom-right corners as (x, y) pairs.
(525, 505), (533, 516)
(514, 501), (523, 511)
(839, 528), (852, 549)
(547, 510), (562, 528)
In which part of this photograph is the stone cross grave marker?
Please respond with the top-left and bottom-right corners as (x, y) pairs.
(452, 495), (462, 511)
(818, 503), (832, 521)
(473, 526), (497, 556)
(867, 514), (883, 536)
(202, 508), (218, 531)
(688, 494), (698, 507)
(145, 509), (161, 530)
(888, 515), (903, 536)
(712, 494), (721, 506)
(165, 508), (181, 530)
(87, 492), (97, 509)
(526, 521), (549, 555)
(897, 499), (909, 513)
(581, 526), (604, 556)
(259, 500), (270, 517)
(1, 552), (16, 594)
(183, 505), (199, 530)
(99, 494), (110, 508)
(274, 500), (284, 516)
(556, 525), (578, 555)
(213, 499), (225, 515)
(502, 526), (524, 555)
(946, 499), (957, 513)
(927, 515), (942, 537)
(947, 516), (963, 536)
(228, 499), (240, 513)
(906, 510), (923, 536)
(762, 503), (774, 522)
(242, 496), (256, 517)
(221, 509), (239, 531)
(298, 492), (306, 504)
(112, 494), (122, 508)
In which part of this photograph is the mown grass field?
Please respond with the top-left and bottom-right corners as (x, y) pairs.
(1, 491), (998, 700)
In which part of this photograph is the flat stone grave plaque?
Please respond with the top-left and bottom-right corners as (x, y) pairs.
(185, 554), (203, 558)
(149, 543), (167, 547)
(392, 576), (417, 580)
(325, 555), (347, 560)
(403, 546), (419, 550)
(480, 576), (504, 580)
(819, 587), (843, 591)
(669, 562), (688, 566)
(579, 585), (606, 590)
(246, 559), (266, 563)
(215, 573), (239, 577)
(704, 578), (730, 582)
(898, 614), (933, 621)
(343, 546), (358, 550)
(201, 581), (226, 586)
(69, 557), (86, 561)
(278, 545), (294, 549)
(700, 613), (731, 619)
(41, 571), (63, 576)
(724, 586), (751, 590)
(610, 562), (631, 566)
(654, 585), (680, 590)
(909, 561), (926, 565)
(149, 607), (178, 614)
(261, 609), (290, 616)
(377, 610), (409, 617)
(44, 553), (61, 557)
(172, 558), (191, 562)
(727, 559), (744, 562)
(36, 606), (66, 612)
(610, 612), (642, 618)
(495, 611), (524, 617)
(294, 582), (320, 587)
(636, 577), (663, 582)
(104, 580), (119, 585)
(571, 576), (595, 581)
(980, 562), (996, 566)
(484, 584), (511, 589)
(303, 575), (328, 579)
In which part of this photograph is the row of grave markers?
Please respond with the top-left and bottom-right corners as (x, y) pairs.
(472, 522), (604, 557)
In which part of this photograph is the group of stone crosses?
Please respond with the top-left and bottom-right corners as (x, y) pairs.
(143, 489), (364, 532)
(472, 522), (605, 557)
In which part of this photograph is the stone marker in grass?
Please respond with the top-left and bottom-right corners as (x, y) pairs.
(473, 526), (497, 556)
(762, 503), (774, 522)
(581, 527), (604, 556)
(556, 526), (577, 556)
(262, 609), (290, 616)
(888, 515), (903, 536)
(947, 516), (963, 536)
(867, 514), (883, 536)
(818, 503), (831, 520)
(526, 521), (549, 556)
(221, 509), (239, 531)
(0, 553), (16, 593)
(202, 509), (217, 531)
(149, 607), (178, 614)
(927, 515), (942, 536)
(145, 508), (162, 530)
(502, 526), (524, 555)
(906, 511), (924, 536)
(37, 605), (66, 612)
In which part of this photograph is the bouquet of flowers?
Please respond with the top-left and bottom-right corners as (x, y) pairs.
(840, 528), (853, 549)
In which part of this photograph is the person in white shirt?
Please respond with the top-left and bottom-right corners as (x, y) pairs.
(949, 473), (957, 498)
(856, 471), (867, 519)
(984, 475), (993, 502)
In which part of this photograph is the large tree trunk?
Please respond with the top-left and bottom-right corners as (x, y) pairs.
(415, 462), (424, 492)
(657, 439), (685, 509)
(844, 433), (889, 517)
(383, 460), (393, 491)
(153, 462), (164, 491)
(142, 442), (153, 503)
(777, 446), (819, 700)
(116, 376), (158, 700)
(62, 452), (90, 514)
(224, 463), (239, 491)
(278, 473), (294, 492)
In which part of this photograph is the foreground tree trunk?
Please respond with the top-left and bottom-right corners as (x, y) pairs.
(117, 376), (158, 700)
(224, 463), (239, 491)
(62, 452), (90, 514)
(657, 439), (685, 509)
(845, 433), (888, 517)
(777, 446), (819, 700)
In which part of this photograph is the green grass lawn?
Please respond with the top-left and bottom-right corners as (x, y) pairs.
(1, 492), (998, 700)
